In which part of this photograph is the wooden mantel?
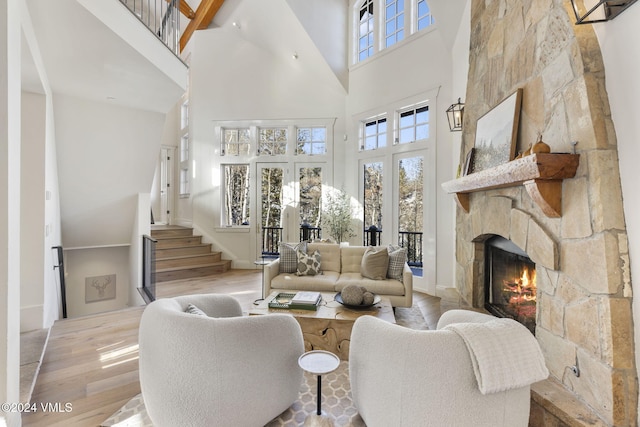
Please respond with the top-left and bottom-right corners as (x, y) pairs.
(442, 153), (580, 217)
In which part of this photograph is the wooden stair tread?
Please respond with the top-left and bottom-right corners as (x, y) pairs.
(156, 260), (231, 273)
(156, 252), (222, 261)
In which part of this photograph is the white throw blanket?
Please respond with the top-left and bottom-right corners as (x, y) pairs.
(445, 318), (549, 395)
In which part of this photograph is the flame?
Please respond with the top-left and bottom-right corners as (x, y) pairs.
(503, 266), (537, 305)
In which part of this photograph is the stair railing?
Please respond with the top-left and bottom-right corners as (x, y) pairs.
(398, 231), (423, 268)
(142, 234), (157, 302)
(119, 0), (181, 56)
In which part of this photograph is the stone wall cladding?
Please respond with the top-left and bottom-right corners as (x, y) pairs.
(457, 1), (637, 425)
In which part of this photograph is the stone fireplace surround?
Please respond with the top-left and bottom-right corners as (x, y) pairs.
(453, 1), (638, 425)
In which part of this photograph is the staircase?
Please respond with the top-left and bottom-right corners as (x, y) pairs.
(151, 225), (231, 282)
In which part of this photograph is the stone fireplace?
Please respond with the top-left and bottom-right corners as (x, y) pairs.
(450, 1), (638, 426)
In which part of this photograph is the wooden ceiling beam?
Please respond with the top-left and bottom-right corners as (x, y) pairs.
(180, 0), (225, 52)
(166, 0), (195, 20)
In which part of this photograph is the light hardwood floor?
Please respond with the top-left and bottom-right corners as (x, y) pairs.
(22, 269), (446, 427)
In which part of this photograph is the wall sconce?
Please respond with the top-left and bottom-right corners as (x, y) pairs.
(570, 0), (637, 24)
(446, 98), (464, 132)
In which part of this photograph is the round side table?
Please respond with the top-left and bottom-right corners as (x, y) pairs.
(298, 350), (341, 427)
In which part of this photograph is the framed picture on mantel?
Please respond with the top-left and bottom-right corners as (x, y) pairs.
(472, 88), (523, 173)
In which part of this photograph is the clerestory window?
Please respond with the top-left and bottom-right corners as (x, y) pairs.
(397, 105), (429, 144)
(385, 0), (404, 48)
(358, 0), (375, 62)
(361, 118), (387, 151)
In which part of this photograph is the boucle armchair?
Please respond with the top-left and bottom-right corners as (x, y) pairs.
(349, 310), (545, 427)
(138, 294), (304, 427)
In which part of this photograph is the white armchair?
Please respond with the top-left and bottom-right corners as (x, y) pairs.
(349, 310), (538, 427)
(138, 294), (304, 427)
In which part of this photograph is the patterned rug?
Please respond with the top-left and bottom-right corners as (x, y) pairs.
(101, 305), (428, 427)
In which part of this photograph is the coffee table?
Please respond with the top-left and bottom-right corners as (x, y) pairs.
(249, 291), (396, 360)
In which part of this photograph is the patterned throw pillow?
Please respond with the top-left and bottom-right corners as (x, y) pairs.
(296, 250), (322, 276)
(280, 242), (307, 273)
(185, 303), (207, 316)
(387, 244), (408, 282)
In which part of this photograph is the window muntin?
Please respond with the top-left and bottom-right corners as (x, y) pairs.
(416, 0), (434, 30)
(398, 106), (429, 144)
(223, 164), (250, 226)
(297, 127), (327, 155)
(362, 118), (387, 151)
(222, 128), (250, 156)
(358, 0), (374, 62)
(258, 127), (288, 156)
(385, 0), (404, 48)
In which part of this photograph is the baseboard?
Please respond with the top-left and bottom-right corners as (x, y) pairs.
(21, 305), (44, 332)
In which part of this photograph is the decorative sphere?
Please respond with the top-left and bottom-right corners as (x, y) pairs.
(341, 284), (364, 305)
(362, 291), (375, 306)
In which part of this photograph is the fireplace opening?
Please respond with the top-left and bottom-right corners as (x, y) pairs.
(484, 236), (536, 334)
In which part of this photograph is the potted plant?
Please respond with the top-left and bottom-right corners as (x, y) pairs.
(321, 188), (356, 244)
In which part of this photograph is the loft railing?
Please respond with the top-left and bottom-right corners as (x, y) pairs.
(262, 226), (282, 257)
(119, 0), (181, 56)
(398, 231), (423, 268)
(142, 234), (157, 302)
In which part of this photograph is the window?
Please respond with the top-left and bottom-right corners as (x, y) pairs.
(363, 162), (383, 229)
(297, 127), (327, 155)
(180, 134), (189, 162)
(223, 164), (250, 226)
(181, 100), (189, 130)
(361, 118), (387, 150)
(180, 168), (189, 196)
(358, 0), (374, 62)
(416, 0), (434, 30)
(222, 128), (250, 156)
(398, 105), (429, 144)
(258, 127), (288, 156)
(385, 0), (404, 48)
(299, 167), (322, 226)
(260, 167), (284, 228)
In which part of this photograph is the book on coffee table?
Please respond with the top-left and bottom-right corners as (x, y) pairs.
(268, 292), (321, 311)
(291, 291), (321, 305)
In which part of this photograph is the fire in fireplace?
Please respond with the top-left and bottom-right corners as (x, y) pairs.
(484, 236), (536, 333)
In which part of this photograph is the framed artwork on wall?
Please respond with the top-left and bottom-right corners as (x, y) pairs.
(85, 274), (116, 303)
(472, 88), (523, 173)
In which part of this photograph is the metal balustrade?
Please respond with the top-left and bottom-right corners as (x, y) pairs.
(398, 231), (423, 268)
(300, 224), (322, 242)
(364, 225), (382, 246)
(142, 234), (157, 302)
(262, 227), (283, 257)
(119, 0), (181, 56)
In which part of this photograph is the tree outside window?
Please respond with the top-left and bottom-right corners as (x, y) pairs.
(223, 164), (250, 226)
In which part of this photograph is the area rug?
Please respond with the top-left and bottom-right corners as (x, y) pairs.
(101, 305), (428, 427)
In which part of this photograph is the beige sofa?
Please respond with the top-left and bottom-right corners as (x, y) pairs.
(263, 243), (413, 307)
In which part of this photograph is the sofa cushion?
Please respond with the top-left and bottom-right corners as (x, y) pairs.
(361, 247), (389, 280)
(387, 245), (408, 282)
(340, 246), (368, 273)
(271, 271), (340, 292)
(307, 243), (340, 272)
(296, 250), (321, 276)
(280, 242), (307, 274)
(336, 273), (405, 296)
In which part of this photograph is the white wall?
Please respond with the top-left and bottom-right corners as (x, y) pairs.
(345, 18), (456, 294)
(53, 94), (166, 248)
(63, 246), (131, 317)
(592, 5), (640, 421)
(0, 0), (22, 424)
(186, 7), (347, 266)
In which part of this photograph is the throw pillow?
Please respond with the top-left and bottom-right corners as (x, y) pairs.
(387, 245), (408, 282)
(296, 250), (321, 276)
(280, 242), (307, 274)
(361, 246), (389, 280)
(185, 303), (207, 316)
